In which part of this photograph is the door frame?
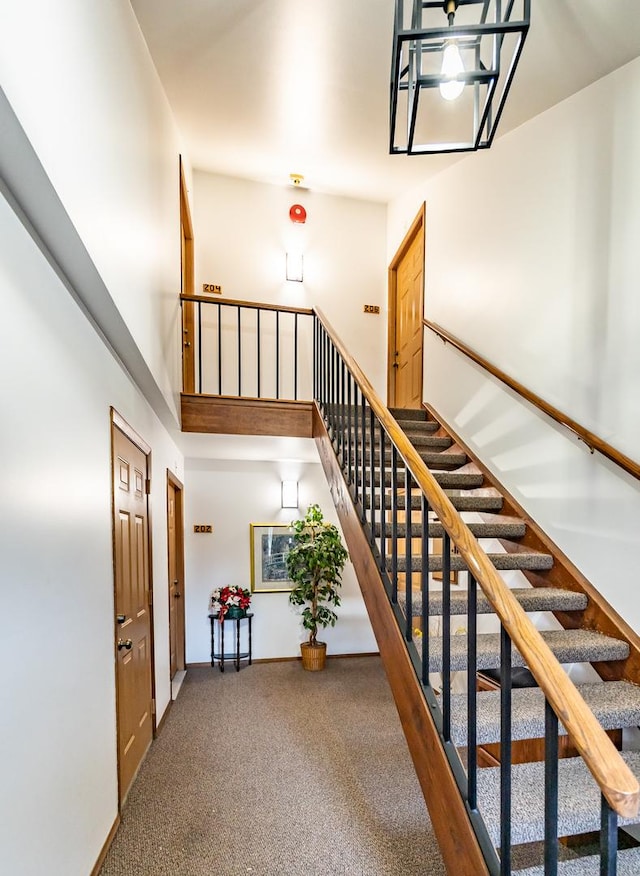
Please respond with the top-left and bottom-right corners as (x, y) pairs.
(110, 407), (157, 807)
(387, 203), (426, 408)
(166, 470), (186, 676)
(180, 156), (196, 393)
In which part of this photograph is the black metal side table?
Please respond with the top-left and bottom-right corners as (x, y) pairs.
(209, 612), (253, 672)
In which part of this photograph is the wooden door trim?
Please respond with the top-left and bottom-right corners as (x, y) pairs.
(111, 408), (151, 456)
(180, 156), (196, 393)
(167, 470), (186, 675)
(109, 408), (156, 807)
(387, 203), (426, 407)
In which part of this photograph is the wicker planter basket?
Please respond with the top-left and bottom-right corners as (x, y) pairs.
(300, 641), (327, 672)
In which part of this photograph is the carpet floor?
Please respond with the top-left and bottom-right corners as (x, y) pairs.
(100, 657), (447, 876)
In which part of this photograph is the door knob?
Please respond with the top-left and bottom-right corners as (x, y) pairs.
(116, 614), (126, 625)
(117, 638), (133, 651)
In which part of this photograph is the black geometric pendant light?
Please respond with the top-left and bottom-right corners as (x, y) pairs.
(390, 0), (530, 154)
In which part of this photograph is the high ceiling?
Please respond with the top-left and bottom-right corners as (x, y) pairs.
(131, 0), (640, 203)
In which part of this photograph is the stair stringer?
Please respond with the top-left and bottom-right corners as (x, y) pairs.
(314, 409), (489, 876)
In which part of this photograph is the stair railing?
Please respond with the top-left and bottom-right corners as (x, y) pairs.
(180, 294), (314, 399)
(424, 318), (640, 481)
(315, 308), (639, 875)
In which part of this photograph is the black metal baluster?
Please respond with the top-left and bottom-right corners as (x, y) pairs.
(600, 795), (617, 876)
(237, 305), (242, 396)
(347, 372), (353, 484)
(312, 315), (316, 401)
(369, 409), (376, 541)
(380, 428), (387, 574)
(339, 358), (345, 466)
(354, 385), (360, 503)
(331, 344), (336, 438)
(322, 328), (327, 415)
(360, 393), (367, 522)
(466, 573), (478, 810)
(421, 494), (430, 685)
(442, 532), (452, 743)
(500, 627), (512, 875)
(275, 310), (280, 399)
(217, 303), (222, 395)
(257, 308), (262, 398)
(544, 699), (559, 876)
(328, 341), (333, 430)
(404, 465), (412, 640)
(197, 300), (203, 394)
(391, 445), (398, 603)
(294, 311), (299, 400)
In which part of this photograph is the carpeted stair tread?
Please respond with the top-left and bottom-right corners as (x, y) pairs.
(370, 468), (484, 489)
(396, 421), (441, 435)
(398, 586), (586, 618)
(376, 517), (526, 539)
(449, 680), (640, 746)
(368, 448), (467, 469)
(421, 629), (629, 673)
(369, 488), (504, 512)
(477, 750), (640, 846)
(344, 436), (452, 453)
(393, 549), (554, 573)
(516, 846), (640, 875)
(346, 420), (440, 435)
(389, 407), (429, 421)
(404, 431), (455, 448)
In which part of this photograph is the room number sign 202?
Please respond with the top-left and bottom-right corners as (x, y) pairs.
(193, 524), (213, 533)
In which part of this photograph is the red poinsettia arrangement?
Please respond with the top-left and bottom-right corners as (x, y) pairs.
(210, 585), (252, 622)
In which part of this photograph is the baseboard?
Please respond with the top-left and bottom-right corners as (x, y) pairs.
(188, 652), (380, 668)
(90, 813), (120, 876)
(155, 697), (172, 736)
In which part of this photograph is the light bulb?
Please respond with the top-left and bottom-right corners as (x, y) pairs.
(439, 42), (464, 101)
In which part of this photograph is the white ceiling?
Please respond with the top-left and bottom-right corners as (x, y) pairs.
(131, 0), (640, 203)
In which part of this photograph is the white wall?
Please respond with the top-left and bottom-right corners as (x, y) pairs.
(0, 192), (184, 875)
(387, 58), (640, 632)
(183, 449), (378, 663)
(192, 171), (389, 396)
(0, 2), (190, 871)
(0, 0), (184, 418)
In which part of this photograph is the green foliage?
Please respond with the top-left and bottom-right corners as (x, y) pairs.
(286, 504), (349, 646)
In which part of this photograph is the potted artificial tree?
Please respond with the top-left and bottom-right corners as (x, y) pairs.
(286, 504), (349, 671)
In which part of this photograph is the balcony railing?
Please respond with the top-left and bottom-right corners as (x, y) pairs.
(181, 294), (314, 400)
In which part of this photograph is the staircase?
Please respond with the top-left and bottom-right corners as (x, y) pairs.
(388, 407), (640, 872)
(313, 313), (640, 876)
(183, 298), (640, 873)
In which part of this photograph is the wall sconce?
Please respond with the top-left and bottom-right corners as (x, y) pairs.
(281, 480), (299, 509)
(286, 251), (304, 283)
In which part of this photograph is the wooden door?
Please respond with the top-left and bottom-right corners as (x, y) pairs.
(167, 474), (185, 678)
(112, 419), (154, 804)
(388, 205), (425, 409)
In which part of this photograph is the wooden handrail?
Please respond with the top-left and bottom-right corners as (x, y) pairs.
(424, 319), (640, 481)
(315, 306), (640, 819)
(180, 294), (314, 317)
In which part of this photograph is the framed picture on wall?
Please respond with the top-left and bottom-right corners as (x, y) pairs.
(250, 524), (295, 592)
